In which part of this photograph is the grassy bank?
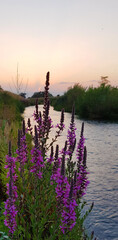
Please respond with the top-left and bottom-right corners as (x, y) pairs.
(0, 90), (26, 122)
(0, 90), (26, 201)
(51, 84), (118, 121)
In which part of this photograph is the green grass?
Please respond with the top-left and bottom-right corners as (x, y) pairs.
(0, 91), (25, 122)
(0, 90), (26, 202)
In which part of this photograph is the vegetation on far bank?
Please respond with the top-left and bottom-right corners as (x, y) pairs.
(50, 82), (118, 122)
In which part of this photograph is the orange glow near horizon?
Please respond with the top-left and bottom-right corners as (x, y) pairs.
(0, 1), (118, 96)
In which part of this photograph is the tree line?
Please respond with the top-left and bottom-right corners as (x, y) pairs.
(51, 81), (118, 121)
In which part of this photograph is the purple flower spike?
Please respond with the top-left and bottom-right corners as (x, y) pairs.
(50, 145), (61, 183)
(55, 174), (70, 214)
(30, 126), (45, 179)
(47, 146), (54, 164)
(77, 146), (90, 198)
(4, 142), (18, 234)
(27, 118), (33, 135)
(60, 179), (77, 234)
(16, 128), (28, 175)
(76, 122), (85, 172)
(67, 105), (76, 157)
(30, 148), (45, 179)
(56, 108), (65, 132)
(16, 120), (28, 169)
(55, 144), (70, 214)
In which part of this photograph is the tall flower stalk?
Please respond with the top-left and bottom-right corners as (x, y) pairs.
(16, 120), (28, 179)
(60, 179), (77, 234)
(75, 122), (89, 198)
(30, 126), (45, 179)
(55, 142), (70, 215)
(67, 105), (76, 182)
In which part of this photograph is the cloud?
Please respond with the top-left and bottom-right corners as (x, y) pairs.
(90, 80), (98, 82)
(59, 81), (75, 85)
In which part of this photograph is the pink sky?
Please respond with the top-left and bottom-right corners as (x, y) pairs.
(0, 0), (118, 96)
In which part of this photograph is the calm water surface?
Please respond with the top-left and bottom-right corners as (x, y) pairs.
(23, 105), (118, 240)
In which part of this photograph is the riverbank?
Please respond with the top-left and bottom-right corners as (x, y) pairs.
(0, 90), (26, 201)
(50, 84), (118, 122)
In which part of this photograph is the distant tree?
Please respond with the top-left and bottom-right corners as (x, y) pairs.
(99, 76), (110, 87)
(31, 91), (53, 98)
(19, 92), (27, 98)
(0, 85), (3, 90)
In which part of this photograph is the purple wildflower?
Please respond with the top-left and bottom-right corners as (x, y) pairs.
(55, 142), (70, 214)
(55, 174), (70, 211)
(60, 179), (77, 234)
(77, 146), (90, 198)
(16, 121), (28, 175)
(33, 73), (53, 151)
(67, 105), (76, 157)
(76, 122), (85, 172)
(4, 142), (18, 234)
(33, 100), (42, 133)
(66, 106), (77, 182)
(75, 127), (90, 198)
(27, 118), (33, 135)
(30, 126), (45, 179)
(73, 170), (80, 197)
(50, 145), (61, 183)
(30, 148), (45, 179)
(47, 146), (54, 164)
(41, 72), (52, 140)
(55, 108), (65, 132)
(53, 141), (67, 180)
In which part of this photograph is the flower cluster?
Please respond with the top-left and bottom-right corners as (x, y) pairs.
(32, 74), (54, 151)
(30, 125), (45, 179)
(50, 145), (61, 182)
(75, 124), (89, 198)
(77, 122), (85, 171)
(67, 105), (76, 157)
(4, 72), (90, 239)
(47, 146), (54, 164)
(60, 180), (78, 233)
(16, 121), (27, 175)
(55, 149), (78, 233)
(55, 149), (70, 214)
(30, 147), (45, 179)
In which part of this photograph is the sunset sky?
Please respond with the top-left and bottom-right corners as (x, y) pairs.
(0, 0), (118, 96)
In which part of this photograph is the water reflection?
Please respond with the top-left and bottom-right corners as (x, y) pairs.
(23, 105), (118, 240)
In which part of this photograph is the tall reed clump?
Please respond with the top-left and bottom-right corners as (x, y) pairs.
(2, 72), (94, 240)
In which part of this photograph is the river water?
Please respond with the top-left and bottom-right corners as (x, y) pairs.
(23, 105), (118, 240)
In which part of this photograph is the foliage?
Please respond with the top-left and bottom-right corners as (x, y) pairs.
(51, 84), (85, 112)
(1, 73), (94, 240)
(51, 83), (118, 121)
(0, 91), (25, 122)
(0, 91), (25, 202)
